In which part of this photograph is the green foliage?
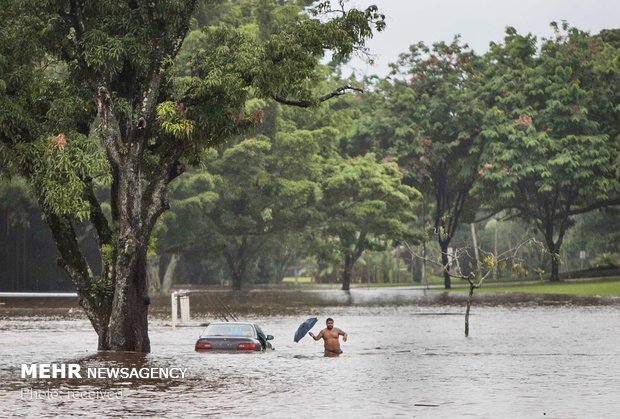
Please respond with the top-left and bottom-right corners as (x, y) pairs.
(0, 0), (383, 246)
(0, 177), (36, 227)
(90, 275), (114, 303)
(157, 101), (195, 140)
(561, 209), (620, 270)
(101, 243), (115, 267)
(319, 153), (420, 262)
(157, 121), (328, 286)
(477, 25), (620, 280)
(591, 253), (620, 268)
(14, 133), (109, 220)
(479, 25), (620, 237)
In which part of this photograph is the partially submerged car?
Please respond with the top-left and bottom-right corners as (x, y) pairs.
(195, 322), (275, 352)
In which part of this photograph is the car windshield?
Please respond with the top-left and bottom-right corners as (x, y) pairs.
(203, 323), (255, 337)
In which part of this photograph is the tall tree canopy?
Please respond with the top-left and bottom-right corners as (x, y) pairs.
(479, 24), (620, 281)
(0, 0), (384, 352)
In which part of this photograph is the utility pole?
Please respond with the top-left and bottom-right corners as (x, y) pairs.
(470, 223), (480, 274)
(421, 199), (427, 287)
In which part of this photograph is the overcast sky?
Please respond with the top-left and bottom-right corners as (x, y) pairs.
(339, 0), (620, 77)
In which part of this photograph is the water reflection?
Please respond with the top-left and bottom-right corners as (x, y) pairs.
(1, 302), (620, 417)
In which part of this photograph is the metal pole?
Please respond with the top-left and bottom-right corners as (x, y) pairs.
(171, 291), (178, 328)
(471, 223), (480, 275)
(396, 247), (400, 283)
(494, 218), (498, 280)
(421, 198), (427, 287)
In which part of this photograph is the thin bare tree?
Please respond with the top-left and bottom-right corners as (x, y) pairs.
(409, 238), (546, 336)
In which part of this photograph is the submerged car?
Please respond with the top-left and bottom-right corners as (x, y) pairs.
(195, 322), (275, 352)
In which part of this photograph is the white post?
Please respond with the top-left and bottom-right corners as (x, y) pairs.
(180, 295), (190, 324)
(171, 291), (178, 328)
(579, 250), (586, 270)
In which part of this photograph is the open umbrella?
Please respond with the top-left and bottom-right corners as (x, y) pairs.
(294, 317), (318, 342)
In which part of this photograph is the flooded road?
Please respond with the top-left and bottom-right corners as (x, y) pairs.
(2, 302), (620, 418)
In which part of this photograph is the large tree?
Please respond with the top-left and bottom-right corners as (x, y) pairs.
(161, 127), (326, 291)
(354, 39), (486, 288)
(0, 0), (384, 352)
(479, 24), (620, 281)
(320, 154), (419, 290)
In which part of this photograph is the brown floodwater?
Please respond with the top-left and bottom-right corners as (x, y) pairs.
(1, 289), (620, 418)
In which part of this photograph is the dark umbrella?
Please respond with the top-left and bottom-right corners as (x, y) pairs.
(294, 317), (318, 342)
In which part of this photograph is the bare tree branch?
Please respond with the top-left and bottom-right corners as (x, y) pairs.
(407, 237), (546, 336)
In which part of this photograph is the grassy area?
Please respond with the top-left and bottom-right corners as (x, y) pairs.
(350, 275), (446, 288)
(453, 279), (620, 297)
(281, 275), (446, 286)
(281, 277), (314, 283)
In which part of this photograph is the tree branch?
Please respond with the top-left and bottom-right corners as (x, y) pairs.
(44, 212), (105, 330)
(84, 178), (113, 247)
(273, 85), (363, 108)
(566, 197), (620, 216)
(131, 0), (197, 150)
(96, 86), (123, 168)
(141, 144), (187, 237)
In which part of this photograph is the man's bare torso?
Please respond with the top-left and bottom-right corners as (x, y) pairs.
(319, 327), (343, 351)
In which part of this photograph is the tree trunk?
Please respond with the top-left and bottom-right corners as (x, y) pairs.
(225, 249), (247, 291)
(106, 245), (151, 352)
(232, 272), (243, 291)
(274, 248), (295, 283)
(464, 280), (475, 337)
(161, 253), (180, 295)
(147, 253), (182, 295)
(46, 188), (154, 352)
(550, 252), (561, 282)
(147, 255), (161, 295)
(542, 224), (565, 283)
(341, 255), (354, 291)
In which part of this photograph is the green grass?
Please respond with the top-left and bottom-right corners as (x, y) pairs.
(351, 275), (446, 288)
(455, 279), (620, 297)
(281, 276), (313, 283)
(272, 276), (620, 297)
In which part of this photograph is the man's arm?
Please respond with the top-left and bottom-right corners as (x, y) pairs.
(308, 330), (323, 341)
(338, 328), (348, 342)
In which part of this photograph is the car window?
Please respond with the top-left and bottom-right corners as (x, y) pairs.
(232, 324), (255, 336)
(255, 325), (265, 337)
(203, 324), (255, 337)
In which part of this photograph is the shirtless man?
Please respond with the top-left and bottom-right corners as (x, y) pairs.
(309, 318), (347, 356)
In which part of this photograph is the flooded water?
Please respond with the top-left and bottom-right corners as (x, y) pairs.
(2, 300), (620, 418)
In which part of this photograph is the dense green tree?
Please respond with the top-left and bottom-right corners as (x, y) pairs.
(0, 179), (69, 290)
(0, 0), (384, 352)
(163, 127), (326, 290)
(562, 209), (620, 270)
(319, 153), (419, 290)
(479, 24), (620, 281)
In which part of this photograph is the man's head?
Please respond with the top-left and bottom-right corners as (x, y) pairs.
(326, 318), (334, 330)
